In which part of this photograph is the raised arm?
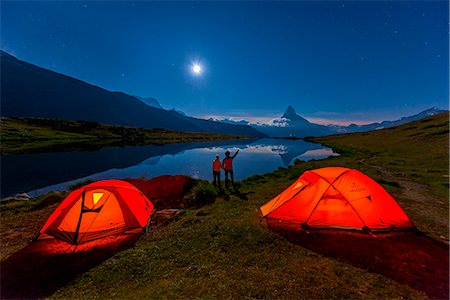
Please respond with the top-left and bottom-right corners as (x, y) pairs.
(232, 149), (240, 158)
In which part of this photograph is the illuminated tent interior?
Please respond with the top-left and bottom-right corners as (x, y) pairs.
(260, 167), (414, 231)
(38, 180), (154, 245)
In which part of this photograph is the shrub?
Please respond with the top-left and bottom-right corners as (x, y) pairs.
(184, 180), (217, 208)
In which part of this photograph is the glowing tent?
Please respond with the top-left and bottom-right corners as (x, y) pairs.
(260, 167), (414, 231)
(38, 180), (154, 245)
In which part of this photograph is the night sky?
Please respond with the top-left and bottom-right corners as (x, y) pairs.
(1, 1), (448, 125)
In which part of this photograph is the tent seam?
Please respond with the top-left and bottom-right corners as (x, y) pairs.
(304, 169), (352, 224)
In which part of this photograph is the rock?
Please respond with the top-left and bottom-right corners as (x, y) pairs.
(196, 210), (210, 217)
(1, 193), (32, 203)
(150, 209), (183, 226)
(155, 209), (183, 218)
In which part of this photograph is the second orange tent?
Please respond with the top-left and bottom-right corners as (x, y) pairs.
(260, 167), (414, 231)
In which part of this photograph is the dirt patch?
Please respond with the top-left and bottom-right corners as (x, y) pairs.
(395, 177), (449, 240)
(369, 164), (449, 240)
(0, 234), (139, 299)
(125, 175), (196, 209)
(267, 220), (449, 299)
(0, 204), (58, 260)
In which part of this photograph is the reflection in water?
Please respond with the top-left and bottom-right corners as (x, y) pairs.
(297, 149), (337, 160)
(1, 138), (338, 197)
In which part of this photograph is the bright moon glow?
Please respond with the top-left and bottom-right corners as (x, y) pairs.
(192, 64), (202, 74)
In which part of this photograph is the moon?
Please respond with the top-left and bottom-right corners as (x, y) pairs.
(192, 64), (202, 74)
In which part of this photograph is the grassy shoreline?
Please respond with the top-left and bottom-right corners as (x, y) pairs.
(1, 112), (448, 298)
(0, 117), (252, 154)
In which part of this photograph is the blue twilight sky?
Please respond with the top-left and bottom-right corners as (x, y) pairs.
(1, 1), (448, 125)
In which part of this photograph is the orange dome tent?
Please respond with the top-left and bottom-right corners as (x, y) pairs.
(260, 167), (414, 231)
(37, 180), (154, 245)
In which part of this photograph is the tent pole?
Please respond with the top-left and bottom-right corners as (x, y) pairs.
(73, 189), (86, 244)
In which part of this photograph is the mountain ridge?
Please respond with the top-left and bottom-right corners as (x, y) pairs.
(0, 50), (267, 138)
(216, 105), (447, 138)
(328, 107), (447, 133)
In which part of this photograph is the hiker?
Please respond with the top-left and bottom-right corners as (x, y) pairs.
(222, 149), (239, 187)
(212, 154), (222, 187)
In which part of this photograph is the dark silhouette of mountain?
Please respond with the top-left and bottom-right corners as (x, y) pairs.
(0, 51), (266, 137)
(281, 105), (310, 124)
(135, 96), (163, 109)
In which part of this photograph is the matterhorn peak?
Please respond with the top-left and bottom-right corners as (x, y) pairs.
(280, 105), (310, 124)
(282, 105), (297, 119)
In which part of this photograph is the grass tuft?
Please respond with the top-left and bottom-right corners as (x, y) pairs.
(184, 180), (218, 208)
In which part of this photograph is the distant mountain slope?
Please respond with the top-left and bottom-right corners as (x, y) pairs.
(135, 96), (163, 109)
(0, 51), (266, 137)
(328, 107), (447, 133)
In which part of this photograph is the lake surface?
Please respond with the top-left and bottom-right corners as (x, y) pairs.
(1, 138), (338, 197)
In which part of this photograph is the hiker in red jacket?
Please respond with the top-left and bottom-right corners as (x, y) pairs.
(222, 149), (239, 187)
(212, 154), (222, 187)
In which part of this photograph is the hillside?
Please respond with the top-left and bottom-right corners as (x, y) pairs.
(312, 111), (449, 200)
(1, 112), (448, 299)
(0, 51), (266, 138)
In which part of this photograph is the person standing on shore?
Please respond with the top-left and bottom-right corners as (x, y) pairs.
(223, 149), (239, 187)
(212, 154), (222, 187)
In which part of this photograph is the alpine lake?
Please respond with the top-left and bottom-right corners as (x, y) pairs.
(1, 138), (338, 198)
